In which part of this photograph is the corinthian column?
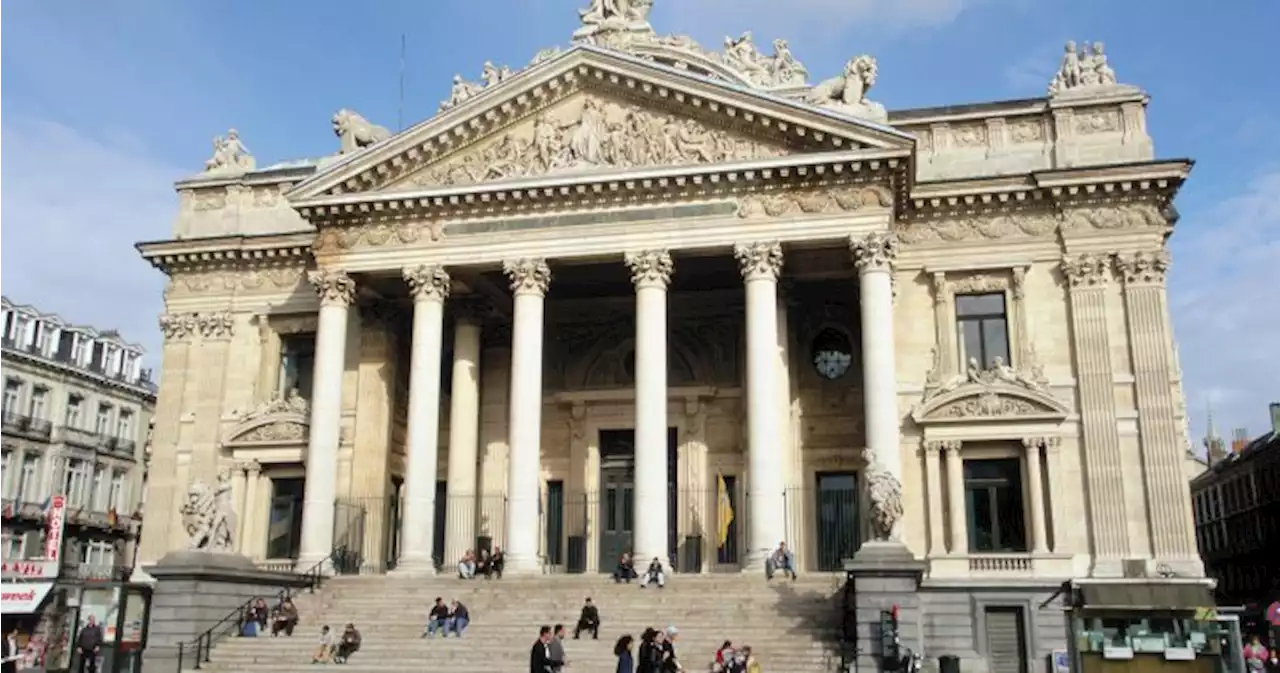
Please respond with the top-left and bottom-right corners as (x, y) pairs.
(850, 232), (903, 539)
(298, 270), (355, 568)
(443, 297), (487, 567)
(733, 241), (787, 568)
(625, 249), (674, 565)
(396, 264), (451, 574)
(503, 258), (551, 574)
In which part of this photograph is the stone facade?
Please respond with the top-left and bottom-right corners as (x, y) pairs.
(137, 5), (1203, 669)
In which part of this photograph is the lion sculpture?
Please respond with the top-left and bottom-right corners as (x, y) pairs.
(866, 460), (904, 542)
(332, 108), (392, 155)
(803, 55), (887, 122)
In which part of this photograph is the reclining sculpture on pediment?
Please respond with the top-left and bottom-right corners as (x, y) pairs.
(935, 357), (1045, 395)
(1048, 41), (1136, 97)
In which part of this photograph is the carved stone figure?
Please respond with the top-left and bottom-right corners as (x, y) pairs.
(203, 129), (256, 176)
(414, 96), (785, 188)
(333, 109), (392, 155)
(803, 56), (887, 122)
(1048, 40), (1126, 95)
(181, 472), (236, 552)
(865, 460), (904, 542)
(246, 388), (309, 421)
(579, 0), (652, 26)
(440, 75), (483, 112)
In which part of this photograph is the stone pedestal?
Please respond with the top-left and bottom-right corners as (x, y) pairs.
(142, 551), (315, 671)
(843, 542), (926, 673)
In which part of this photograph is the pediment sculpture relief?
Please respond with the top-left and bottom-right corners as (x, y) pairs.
(224, 389), (311, 445)
(913, 357), (1068, 424)
(181, 471), (236, 552)
(410, 96), (788, 188)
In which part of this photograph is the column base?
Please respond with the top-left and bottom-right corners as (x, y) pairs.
(392, 555), (439, 577)
(500, 553), (544, 576)
(295, 553), (335, 575)
(743, 548), (773, 571)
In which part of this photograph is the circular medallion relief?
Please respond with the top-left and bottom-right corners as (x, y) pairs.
(811, 327), (854, 380)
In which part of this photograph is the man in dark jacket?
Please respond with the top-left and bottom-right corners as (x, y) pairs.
(530, 625), (556, 673)
(573, 597), (600, 640)
(76, 615), (104, 673)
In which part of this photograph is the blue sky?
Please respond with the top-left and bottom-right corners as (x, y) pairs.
(2, 0), (1276, 444)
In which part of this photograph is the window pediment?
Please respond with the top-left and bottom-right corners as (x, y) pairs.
(912, 383), (1069, 425)
(223, 391), (310, 447)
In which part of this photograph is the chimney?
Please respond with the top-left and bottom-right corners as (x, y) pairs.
(1271, 402), (1280, 435)
(1230, 428), (1249, 454)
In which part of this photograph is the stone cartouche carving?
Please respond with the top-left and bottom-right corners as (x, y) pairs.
(733, 241), (784, 280)
(238, 422), (307, 442)
(404, 264), (452, 302)
(1114, 250), (1171, 286)
(159, 313), (200, 342)
(951, 273), (1008, 295)
(803, 56), (887, 122)
(181, 472), (236, 552)
(203, 129), (255, 176)
(1060, 253), (1112, 288)
(308, 270), (357, 305)
(624, 250), (674, 288)
(503, 258), (552, 296)
(196, 312), (235, 340)
(1048, 41), (1126, 96)
(737, 185), (892, 219)
(941, 391), (1039, 418)
(895, 214), (1058, 244)
(333, 109), (392, 155)
(414, 96), (786, 188)
(849, 232), (898, 274)
(865, 459), (904, 542)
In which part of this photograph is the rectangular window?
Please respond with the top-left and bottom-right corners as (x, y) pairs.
(3, 378), (23, 416)
(116, 410), (134, 440)
(1, 531), (23, 561)
(13, 316), (30, 346)
(18, 455), (40, 503)
(64, 459), (92, 508)
(80, 540), (114, 567)
(95, 403), (113, 435)
(108, 471), (128, 512)
(1, 450), (11, 498)
(90, 341), (106, 372)
(29, 386), (48, 420)
(964, 458), (1028, 553)
(66, 394), (84, 428)
(279, 333), (317, 401)
(956, 292), (1011, 369)
(70, 335), (86, 364)
(35, 322), (51, 354)
(91, 465), (105, 510)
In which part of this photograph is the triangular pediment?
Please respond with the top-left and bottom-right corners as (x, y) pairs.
(288, 46), (913, 200)
(223, 393), (311, 446)
(911, 383), (1070, 425)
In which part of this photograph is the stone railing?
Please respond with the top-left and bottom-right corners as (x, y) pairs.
(929, 553), (1075, 580)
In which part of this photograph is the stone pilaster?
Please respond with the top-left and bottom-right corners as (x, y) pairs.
(191, 313), (235, 481)
(1020, 438), (1050, 554)
(1060, 253), (1129, 565)
(137, 313), (199, 565)
(254, 315), (283, 404)
(1115, 251), (1199, 567)
(943, 441), (966, 554)
(927, 272), (955, 384)
(922, 440), (954, 557)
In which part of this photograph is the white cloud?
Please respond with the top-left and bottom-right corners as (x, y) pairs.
(0, 117), (181, 362)
(654, 0), (970, 47)
(1170, 169), (1280, 441)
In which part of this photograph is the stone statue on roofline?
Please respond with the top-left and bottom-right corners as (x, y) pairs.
(203, 128), (255, 176)
(573, 0), (655, 43)
(332, 109), (392, 155)
(1048, 40), (1134, 97)
(802, 55), (887, 123)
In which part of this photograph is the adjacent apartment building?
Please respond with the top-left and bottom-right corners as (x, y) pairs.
(1, 297), (155, 598)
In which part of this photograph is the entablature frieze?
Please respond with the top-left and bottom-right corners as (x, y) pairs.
(141, 232), (317, 299)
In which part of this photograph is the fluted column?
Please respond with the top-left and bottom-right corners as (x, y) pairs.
(239, 461), (262, 553)
(444, 297), (487, 566)
(503, 258), (551, 574)
(850, 232), (903, 538)
(396, 265), (451, 574)
(625, 250), (674, 564)
(923, 441), (948, 556)
(298, 270), (355, 568)
(734, 241), (787, 567)
(1021, 438), (1049, 553)
(945, 442), (966, 554)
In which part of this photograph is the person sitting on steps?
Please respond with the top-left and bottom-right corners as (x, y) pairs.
(458, 549), (477, 579)
(574, 597), (600, 640)
(422, 597), (451, 638)
(333, 623), (361, 664)
(765, 541), (798, 581)
(640, 557), (666, 589)
(271, 597), (299, 637)
(311, 625), (335, 664)
(613, 553), (637, 583)
(446, 599), (470, 637)
(485, 546), (506, 579)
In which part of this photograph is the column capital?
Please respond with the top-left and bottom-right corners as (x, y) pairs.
(624, 249), (674, 289)
(1021, 436), (1062, 451)
(196, 312), (235, 340)
(1011, 265), (1029, 300)
(1114, 250), (1171, 287)
(454, 295), (492, 325)
(849, 231), (899, 274)
(503, 258), (551, 296)
(733, 241), (783, 281)
(237, 459), (262, 475)
(308, 269), (357, 306)
(403, 264), (452, 302)
(1059, 253), (1112, 289)
(159, 313), (199, 342)
(924, 439), (962, 453)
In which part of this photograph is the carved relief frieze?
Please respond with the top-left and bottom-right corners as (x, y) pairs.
(951, 124), (989, 149)
(913, 357), (1068, 424)
(736, 184), (892, 219)
(1062, 204), (1165, 232)
(168, 266), (309, 297)
(895, 213), (1058, 244)
(315, 220), (445, 253)
(950, 273), (1009, 295)
(408, 95), (789, 189)
(1009, 119), (1046, 144)
(1075, 109), (1122, 134)
(192, 190), (228, 211)
(223, 390), (311, 447)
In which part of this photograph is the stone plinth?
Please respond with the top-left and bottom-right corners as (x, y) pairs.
(142, 551), (316, 671)
(844, 542), (927, 673)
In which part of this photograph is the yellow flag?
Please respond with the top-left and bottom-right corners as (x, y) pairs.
(717, 474), (734, 548)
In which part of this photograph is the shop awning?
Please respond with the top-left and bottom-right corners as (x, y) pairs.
(0, 582), (55, 614)
(1072, 581), (1216, 611)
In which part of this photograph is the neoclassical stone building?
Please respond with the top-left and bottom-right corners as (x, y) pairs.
(138, 2), (1204, 655)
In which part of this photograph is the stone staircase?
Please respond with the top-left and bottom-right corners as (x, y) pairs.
(187, 573), (845, 672)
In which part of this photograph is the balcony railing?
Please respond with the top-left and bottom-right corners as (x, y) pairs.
(27, 418), (52, 438)
(60, 426), (99, 449)
(61, 561), (131, 583)
(2, 411), (31, 431)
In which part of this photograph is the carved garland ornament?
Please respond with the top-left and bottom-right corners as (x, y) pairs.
(411, 96), (787, 189)
(1063, 204), (1165, 232)
(316, 221), (445, 254)
(308, 270), (357, 305)
(736, 184), (892, 220)
(849, 232), (898, 274)
(403, 264), (452, 302)
(623, 249), (674, 288)
(733, 241), (784, 280)
(896, 214), (1058, 244)
(503, 258), (552, 296)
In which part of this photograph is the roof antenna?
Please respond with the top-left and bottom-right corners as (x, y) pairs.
(397, 33), (407, 132)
